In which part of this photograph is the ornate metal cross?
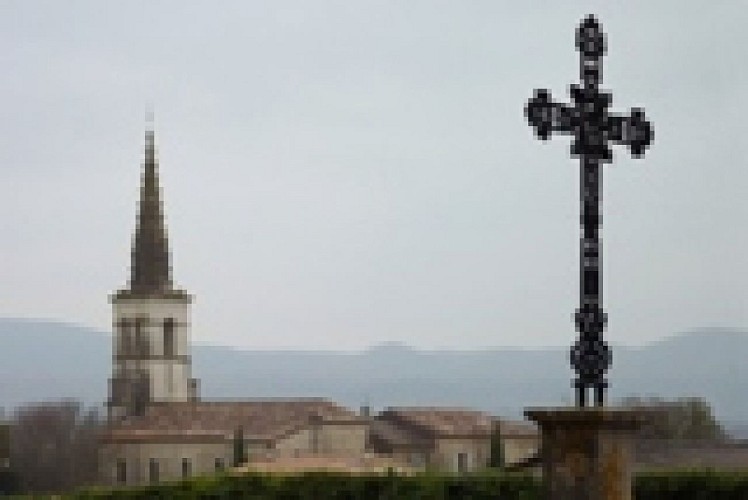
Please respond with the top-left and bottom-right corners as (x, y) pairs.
(524, 15), (653, 407)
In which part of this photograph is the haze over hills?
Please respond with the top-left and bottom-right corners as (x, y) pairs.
(0, 318), (746, 435)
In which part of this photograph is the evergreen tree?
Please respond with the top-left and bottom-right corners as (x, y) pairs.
(488, 421), (504, 468)
(233, 426), (246, 467)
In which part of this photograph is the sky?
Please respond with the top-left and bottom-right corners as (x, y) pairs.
(1, 1), (746, 350)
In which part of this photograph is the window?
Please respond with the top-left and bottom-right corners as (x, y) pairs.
(163, 318), (175, 357)
(149, 458), (159, 483)
(167, 365), (174, 393)
(132, 371), (150, 416)
(116, 459), (127, 485)
(135, 317), (148, 356)
(181, 458), (192, 478)
(456, 452), (469, 474)
(119, 319), (132, 356)
(215, 457), (225, 471)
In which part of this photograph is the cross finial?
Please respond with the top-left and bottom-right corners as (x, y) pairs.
(576, 15), (606, 59)
(145, 103), (155, 131)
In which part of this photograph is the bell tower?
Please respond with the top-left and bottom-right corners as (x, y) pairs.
(108, 124), (199, 419)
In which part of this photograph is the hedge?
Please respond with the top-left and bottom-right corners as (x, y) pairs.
(64, 468), (748, 499)
(634, 468), (748, 499)
(73, 470), (540, 499)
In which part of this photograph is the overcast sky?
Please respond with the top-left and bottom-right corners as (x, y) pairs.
(1, 1), (746, 350)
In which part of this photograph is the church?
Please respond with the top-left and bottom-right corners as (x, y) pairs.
(98, 127), (538, 486)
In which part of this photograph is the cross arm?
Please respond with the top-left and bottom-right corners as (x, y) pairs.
(525, 89), (575, 140)
(607, 108), (654, 157)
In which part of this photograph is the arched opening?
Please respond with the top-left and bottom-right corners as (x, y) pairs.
(163, 318), (175, 357)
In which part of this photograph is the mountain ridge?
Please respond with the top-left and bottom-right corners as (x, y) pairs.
(1, 318), (746, 430)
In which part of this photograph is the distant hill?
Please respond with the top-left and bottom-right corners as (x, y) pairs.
(0, 319), (746, 437)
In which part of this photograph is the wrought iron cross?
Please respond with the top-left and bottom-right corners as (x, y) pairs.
(524, 15), (653, 407)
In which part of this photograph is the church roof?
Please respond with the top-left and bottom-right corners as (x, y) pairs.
(368, 418), (430, 449)
(102, 399), (362, 444)
(115, 127), (185, 299)
(377, 407), (494, 438)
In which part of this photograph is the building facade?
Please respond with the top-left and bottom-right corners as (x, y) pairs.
(101, 400), (368, 485)
(369, 408), (494, 472)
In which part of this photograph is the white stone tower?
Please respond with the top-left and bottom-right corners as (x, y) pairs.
(108, 126), (199, 419)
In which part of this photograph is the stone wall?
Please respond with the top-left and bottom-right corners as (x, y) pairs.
(109, 296), (197, 418)
(100, 441), (229, 486)
(504, 436), (539, 466)
(433, 437), (490, 472)
(317, 422), (368, 456)
(273, 422), (368, 457)
(101, 420), (370, 486)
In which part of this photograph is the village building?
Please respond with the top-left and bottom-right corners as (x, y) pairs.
(99, 127), (539, 486)
(368, 407), (492, 472)
(100, 399), (369, 485)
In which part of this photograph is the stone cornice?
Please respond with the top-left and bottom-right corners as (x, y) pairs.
(114, 354), (191, 363)
(110, 289), (193, 304)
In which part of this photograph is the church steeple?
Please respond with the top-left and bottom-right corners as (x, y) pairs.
(109, 120), (197, 419)
(128, 126), (172, 294)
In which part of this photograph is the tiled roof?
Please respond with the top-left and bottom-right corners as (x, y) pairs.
(379, 407), (493, 438)
(496, 419), (539, 438)
(103, 399), (360, 443)
(369, 418), (430, 449)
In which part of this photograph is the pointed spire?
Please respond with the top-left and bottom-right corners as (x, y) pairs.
(128, 119), (173, 294)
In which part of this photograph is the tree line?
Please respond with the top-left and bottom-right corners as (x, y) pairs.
(1, 399), (102, 495)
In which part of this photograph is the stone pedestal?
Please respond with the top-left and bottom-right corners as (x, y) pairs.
(524, 407), (646, 500)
